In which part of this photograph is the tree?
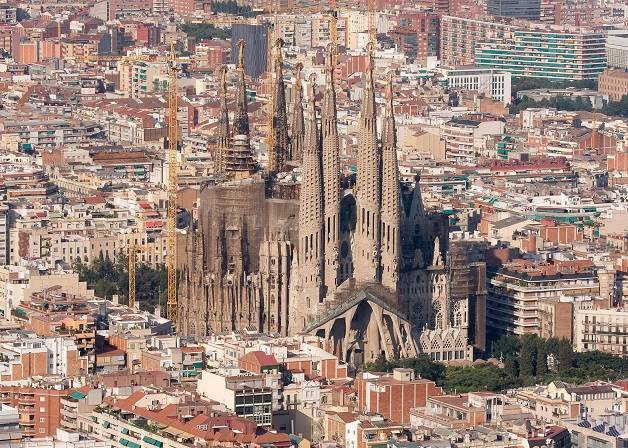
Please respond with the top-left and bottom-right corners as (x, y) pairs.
(558, 339), (574, 373)
(520, 335), (538, 377)
(492, 335), (521, 360)
(504, 355), (520, 379)
(536, 343), (549, 377)
(399, 354), (446, 381)
(601, 95), (628, 118)
(181, 23), (231, 41)
(209, 0), (261, 16)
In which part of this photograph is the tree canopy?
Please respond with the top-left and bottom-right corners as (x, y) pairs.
(73, 253), (167, 314)
(210, 0), (261, 16)
(181, 23), (231, 41)
(601, 95), (628, 118)
(364, 335), (628, 394)
(510, 95), (593, 114)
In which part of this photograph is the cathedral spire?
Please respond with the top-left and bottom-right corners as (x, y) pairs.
(353, 42), (382, 284)
(215, 65), (229, 174)
(233, 39), (249, 139)
(223, 40), (256, 176)
(269, 38), (289, 174)
(290, 63), (305, 163)
(296, 74), (324, 326)
(380, 72), (402, 292)
(321, 44), (342, 291)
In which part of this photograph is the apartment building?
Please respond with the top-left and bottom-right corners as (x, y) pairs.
(441, 118), (504, 164)
(118, 60), (168, 98)
(78, 390), (289, 448)
(0, 403), (20, 444)
(487, 260), (601, 337)
(573, 306), (628, 355)
(441, 67), (512, 105)
(390, 11), (440, 61)
(0, 386), (69, 438)
(606, 29), (628, 70)
(598, 68), (628, 102)
(410, 392), (497, 429)
(197, 368), (274, 427)
(440, 16), (513, 66)
(2, 119), (104, 149)
(476, 28), (606, 80)
(354, 368), (443, 425)
(0, 5), (17, 23)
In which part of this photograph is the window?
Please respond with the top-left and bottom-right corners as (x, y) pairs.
(40, 418), (45, 423)
(40, 407), (46, 412)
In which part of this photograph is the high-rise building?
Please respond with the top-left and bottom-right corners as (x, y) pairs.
(487, 0), (541, 20)
(390, 12), (440, 61)
(475, 28), (606, 80)
(440, 16), (513, 67)
(606, 29), (628, 70)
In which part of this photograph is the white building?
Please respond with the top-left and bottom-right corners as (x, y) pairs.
(441, 118), (505, 164)
(573, 305), (628, 355)
(22, 428), (111, 448)
(606, 29), (628, 70)
(440, 67), (512, 105)
(197, 368), (274, 427)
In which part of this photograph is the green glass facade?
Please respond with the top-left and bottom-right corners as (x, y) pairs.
(475, 30), (606, 80)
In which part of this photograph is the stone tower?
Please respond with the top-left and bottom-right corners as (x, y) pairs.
(268, 38), (289, 174)
(295, 74), (324, 327)
(215, 65), (229, 174)
(353, 44), (381, 283)
(223, 40), (256, 176)
(233, 40), (249, 139)
(290, 63), (305, 163)
(321, 46), (341, 294)
(380, 72), (402, 292)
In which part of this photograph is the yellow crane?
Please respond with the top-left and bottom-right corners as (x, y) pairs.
(127, 215), (147, 310)
(166, 43), (179, 326)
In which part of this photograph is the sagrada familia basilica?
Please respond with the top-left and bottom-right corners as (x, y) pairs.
(178, 39), (486, 365)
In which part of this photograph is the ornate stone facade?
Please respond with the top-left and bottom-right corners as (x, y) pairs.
(177, 44), (485, 365)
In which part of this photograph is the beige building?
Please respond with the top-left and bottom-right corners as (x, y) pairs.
(598, 68), (628, 102)
(573, 305), (628, 355)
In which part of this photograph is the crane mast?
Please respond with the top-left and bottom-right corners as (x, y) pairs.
(167, 43), (179, 325)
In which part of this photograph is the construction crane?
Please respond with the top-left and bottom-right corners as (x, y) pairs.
(127, 216), (147, 310)
(166, 43), (179, 326)
(368, 0), (376, 52)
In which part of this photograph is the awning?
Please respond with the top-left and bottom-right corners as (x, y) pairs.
(120, 439), (130, 446)
(70, 391), (86, 400)
(121, 428), (129, 434)
(143, 436), (163, 447)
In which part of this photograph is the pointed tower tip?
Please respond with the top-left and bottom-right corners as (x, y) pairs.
(365, 42), (375, 85)
(237, 39), (245, 69)
(325, 43), (334, 72)
(295, 62), (303, 82)
(308, 73), (317, 108)
(220, 65), (228, 90)
(385, 71), (394, 113)
(273, 38), (284, 69)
